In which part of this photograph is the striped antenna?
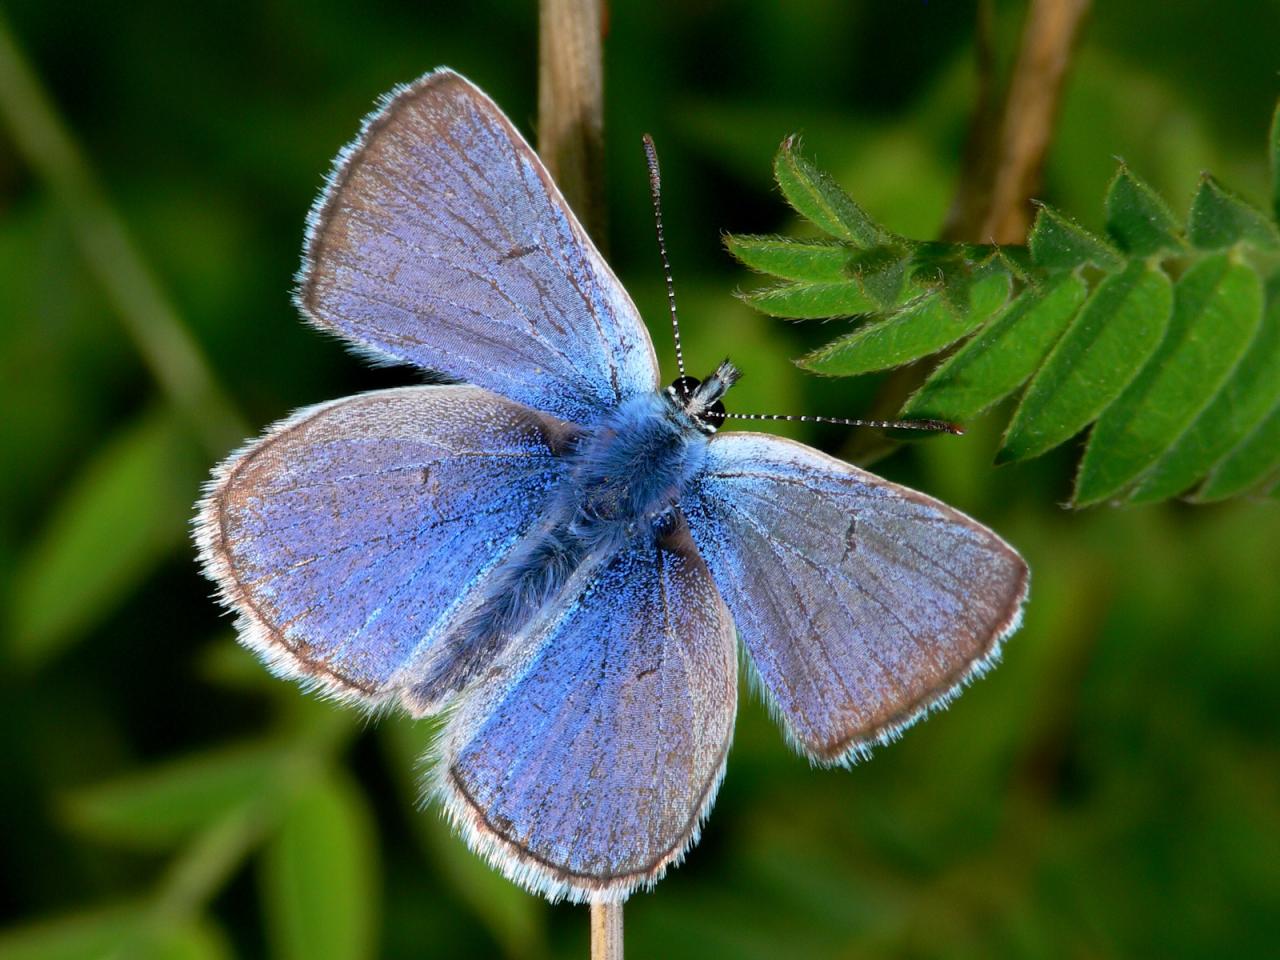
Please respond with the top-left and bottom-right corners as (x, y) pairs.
(709, 410), (964, 435)
(641, 133), (686, 378)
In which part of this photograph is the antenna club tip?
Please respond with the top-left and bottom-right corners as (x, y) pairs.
(889, 418), (965, 435)
(917, 419), (965, 435)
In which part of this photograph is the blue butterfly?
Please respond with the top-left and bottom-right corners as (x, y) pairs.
(196, 69), (1028, 904)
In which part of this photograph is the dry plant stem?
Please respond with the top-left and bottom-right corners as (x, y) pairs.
(0, 12), (247, 455)
(980, 0), (1092, 243)
(539, 0), (608, 249)
(590, 901), (624, 960)
(539, 2), (623, 954)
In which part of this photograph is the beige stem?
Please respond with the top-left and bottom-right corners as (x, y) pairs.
(539, 0), (607, 249)
(590, 901), (624, 960)
(537, 6), (622, 954)
(980, 0), (1093, 243)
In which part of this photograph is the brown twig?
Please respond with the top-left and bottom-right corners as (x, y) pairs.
(976, 0), (1092, 244)
(539, 0), (607, 249)
(845, 0), (1091, 464)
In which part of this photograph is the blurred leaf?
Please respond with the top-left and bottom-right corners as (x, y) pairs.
(1105, 165), (1183, 255)
(1194, 402), (1280, 501)
(1075, 256), (1263, 505)
(380, 718), (546, 960)
(0, 908), (229, 960)
(999, 263), (1173, 463)
(903, 273), (1088, 421)
(1028, 205), (1123, 270)
(261, 773), (378, 960)
(1187, 176), (1280, 250)
(724, 235), (850, 282)
(740, 279), (879, 319)
(197, 634), (284, 692)
(773, 136), (885, 246)
(8, 408), (201, 665)
(1131, 282), (1280, 501)
(61, 741), (281, 851)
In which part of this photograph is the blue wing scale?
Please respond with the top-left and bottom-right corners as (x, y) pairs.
(195, 385), (578, 708)
(684, 432), (1028, 766)
(296, 68), (658, 424)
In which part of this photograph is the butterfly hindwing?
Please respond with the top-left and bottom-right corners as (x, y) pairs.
(297, 68), (659, 424)
(684, 432), (1028, 765)
(195, 385), (577, 707)
(435, 515), (736, 903)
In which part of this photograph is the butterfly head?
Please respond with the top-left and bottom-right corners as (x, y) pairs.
(665, 359), (741, 435)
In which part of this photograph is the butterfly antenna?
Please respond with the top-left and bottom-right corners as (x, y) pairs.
(710, 411), (965, 435)
(642, 133), (686, 378)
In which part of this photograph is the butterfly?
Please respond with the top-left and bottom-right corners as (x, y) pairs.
(195, 68), (1029, 904)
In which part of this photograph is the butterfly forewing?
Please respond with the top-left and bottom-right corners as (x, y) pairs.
(195, 386), (577, 706)
(435, 517), (736, 903)
(684, 433), (1028, 765)
(298, 69), (659, 424)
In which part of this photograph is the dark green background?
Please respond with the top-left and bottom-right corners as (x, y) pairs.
(2, 1), (1278, 957)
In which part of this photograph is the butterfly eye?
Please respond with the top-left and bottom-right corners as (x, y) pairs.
(669, 375), (701, 402)
(693, 400), (727, 434)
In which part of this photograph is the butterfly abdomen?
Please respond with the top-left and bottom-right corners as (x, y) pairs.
(406, 521), (587, 710)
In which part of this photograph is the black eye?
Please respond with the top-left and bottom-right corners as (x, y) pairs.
(669, 376), (701, 401)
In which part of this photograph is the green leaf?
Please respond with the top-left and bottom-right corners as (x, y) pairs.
(968, 269), (1013, 318)
(61, 741), (281, 851)
(774, 136), (884, 245)
(724, 235), (850, 282)
(380, 718), (545, 959)
(1028, 205), (1123, 270)
(0, 908), (139, 960)
(1074, 256), (1264, 505)
(799, 272), (1010, 377)
(261, 774), (378, 960)
(903, 272), (1089, 422)
(8, 409), (202, 665)
(736, 108), (1280, 504)
(0, 909), (229, 960)
(1194, 401), (1280, 501)
(848, 243), (913, 308)
(798, 295), (955, 376)
(1187, 175), (1280, 250)
(999, 262), (1174, 463)
(1131, 282), (1280, 502)
(1105, 164), (1183, 255)
(741, 279), (879, 318)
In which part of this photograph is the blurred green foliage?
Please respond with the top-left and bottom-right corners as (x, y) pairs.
(1, 1), (1278, 958)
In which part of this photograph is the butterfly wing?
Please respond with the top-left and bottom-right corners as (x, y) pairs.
(195, 385), (578, 707)
(297, 68), (659, 424)
(683, 432), (1028, 765)
(435, 516), (736, 903)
